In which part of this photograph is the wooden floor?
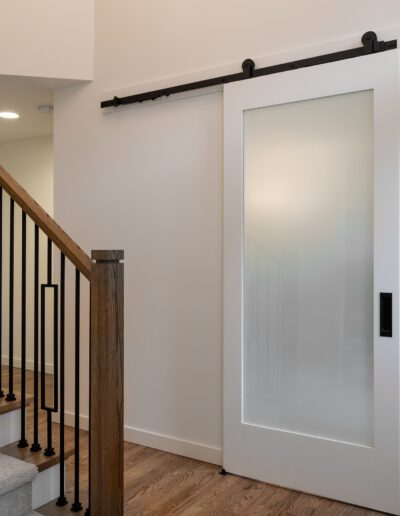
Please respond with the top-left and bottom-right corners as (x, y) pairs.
(2, 366), (384, 515)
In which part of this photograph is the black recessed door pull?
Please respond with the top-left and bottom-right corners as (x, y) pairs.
(380, 293), (392, 337)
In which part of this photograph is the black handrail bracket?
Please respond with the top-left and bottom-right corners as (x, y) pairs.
(101, 31), (397, 109)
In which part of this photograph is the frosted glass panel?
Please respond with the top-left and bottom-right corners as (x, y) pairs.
(243, 91), (373, 446)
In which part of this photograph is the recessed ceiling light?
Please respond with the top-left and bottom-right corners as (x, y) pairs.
(0, 112), (19, 119)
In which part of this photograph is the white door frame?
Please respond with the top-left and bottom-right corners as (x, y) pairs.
(223, 49), (400, 514)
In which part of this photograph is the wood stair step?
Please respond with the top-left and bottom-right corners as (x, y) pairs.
(0, 441), (74, 473)
(0, 393), (32, 415)
(38, 492), (88, 515)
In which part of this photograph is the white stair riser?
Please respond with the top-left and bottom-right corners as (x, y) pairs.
(0, 483), (32, 516)
(32, 463), (64, 510)
(0, 409), (20, 447)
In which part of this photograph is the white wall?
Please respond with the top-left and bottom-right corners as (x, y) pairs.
(0, 136), (53, 371)
(54, 0), (400, 464)
(0, 0), (94, 80)
(0, 136), (53, 214)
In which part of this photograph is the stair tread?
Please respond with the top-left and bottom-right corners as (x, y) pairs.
(38, 492), (88, 515)
(0, 442), (74, 473)
(0, 393), (32, 415)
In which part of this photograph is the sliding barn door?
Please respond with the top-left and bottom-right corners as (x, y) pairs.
(223, 49), (400, 513)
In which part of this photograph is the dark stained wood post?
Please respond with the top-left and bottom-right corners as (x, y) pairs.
(89, 250), (124, 516)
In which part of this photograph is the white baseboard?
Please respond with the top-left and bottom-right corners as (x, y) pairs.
(124, 425), (222, 465)
(59, 410), (222, 465)
(3, 362), (222, 465)
(2, 355), (54, 375)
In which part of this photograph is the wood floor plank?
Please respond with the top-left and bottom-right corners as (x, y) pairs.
(182, 476), (256, 516)
(138, 460), (218, 515)
(2, 365), (384, 515)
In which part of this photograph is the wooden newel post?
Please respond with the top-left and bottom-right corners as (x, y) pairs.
(89, 250), (124, 516)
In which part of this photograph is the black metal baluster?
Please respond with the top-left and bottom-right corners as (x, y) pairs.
(42, 237), (57, 456)
(47, 237), (52, 284)
(6, 198), (15, 402)
(31, 224), (41, 452)
(44, 410), (53, 456)
(71, 268), (82, 512)
(85, 290), (91, 516)
(57, 253), (67, 507)
(18, 211), (28, 447)
(0, 188), (3, 398)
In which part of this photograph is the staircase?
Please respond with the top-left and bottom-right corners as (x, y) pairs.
(0, 165), (124, 516)
(0, 392), (62, 514)
(0, 395), (38, 516)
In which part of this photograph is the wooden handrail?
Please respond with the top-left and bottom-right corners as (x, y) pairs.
(0, 165), (92, 280)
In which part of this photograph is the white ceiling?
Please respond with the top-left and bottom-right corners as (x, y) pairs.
(0, 75), (54, 145)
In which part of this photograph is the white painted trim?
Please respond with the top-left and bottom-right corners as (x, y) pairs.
(0, 409), (20, 447)
(2, 355), (54, 375)
(32, 463), (63, 510)
(124, 425), (222, 466)
(58, 411), (222, 465)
